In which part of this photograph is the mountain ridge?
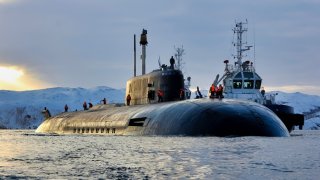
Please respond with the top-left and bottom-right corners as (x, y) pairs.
(0, 87), (319, 130)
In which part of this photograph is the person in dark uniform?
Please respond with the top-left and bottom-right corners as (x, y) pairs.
(170, 56), (175, 69)
(126, 94), (131, 106)
(261, 87), (266, 97)
(42, 107), (51, 120)
(83, 101), (88, 110)
(196, 86), (203, 99)
(88, 102), (93, 109)
(64, 104), (69, 112)
(101, 98), (107, 104)
(148, 90), (153, 103)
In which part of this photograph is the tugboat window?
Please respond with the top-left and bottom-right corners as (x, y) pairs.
(243, 80), (254, 89)
(235, 72), (242, 78)
(255, 80), (262, 89)
(233, 80), (242, 89)
(243, 72), (254, 78)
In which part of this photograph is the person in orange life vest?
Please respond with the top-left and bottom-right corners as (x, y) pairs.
(209, 84), (216, 98)
(126, 94), (131, 106)
(216, 84), (224, 99)
(157, 89), (164, 102)
(179, 88), (185, 100)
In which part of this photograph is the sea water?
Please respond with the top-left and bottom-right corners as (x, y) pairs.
(0, 130), (319, 179)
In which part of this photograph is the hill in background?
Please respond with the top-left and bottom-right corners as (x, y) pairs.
(0, 87), (319, 130)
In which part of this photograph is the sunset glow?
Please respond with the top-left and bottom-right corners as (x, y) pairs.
(0, 65), (50, 91)
(0, 66), (24, 83)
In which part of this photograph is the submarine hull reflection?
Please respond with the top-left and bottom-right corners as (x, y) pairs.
(36, 98), (289, 137)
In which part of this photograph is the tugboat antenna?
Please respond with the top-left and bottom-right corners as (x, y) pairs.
(253, 24), (256, 70)
(232, 21), (252, 71)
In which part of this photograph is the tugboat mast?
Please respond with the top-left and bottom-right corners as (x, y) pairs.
(233, 20), (252, 71)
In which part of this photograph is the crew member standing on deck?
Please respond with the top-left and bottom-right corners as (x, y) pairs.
(157, 89), (164, 102)
(216, 84), (224, 99)
(88, 102), (93, 109)
(261, 87), (265, 97)
(170, 56), (175, 69)
(42, 107), (51, 120)
(196, 86), (203, 99)
(209, 84), (216, 98)
(64, 104), (69, 112)
(126, 94), (131, 106)
(180, 88), (185, 100)
(101, 98), (107, 104)
(83, 101), (88, 110)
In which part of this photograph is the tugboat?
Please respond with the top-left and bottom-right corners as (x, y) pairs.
(36, 29), (290, 137)
(211, 21), (304, 132)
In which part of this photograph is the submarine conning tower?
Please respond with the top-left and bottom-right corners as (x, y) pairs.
(126, 29), (184, 105)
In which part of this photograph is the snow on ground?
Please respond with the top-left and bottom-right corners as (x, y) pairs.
(0, 86), (125, 129)
(304, 116), (320, 130)
(0, 87), (320, 130)
(273, 91), (320, 114)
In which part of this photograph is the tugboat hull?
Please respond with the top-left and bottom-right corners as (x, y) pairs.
(265, 104), (304, 132)
(36, 99), (289, 137)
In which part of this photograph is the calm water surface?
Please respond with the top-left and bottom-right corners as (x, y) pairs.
(0, 130), (319, 179)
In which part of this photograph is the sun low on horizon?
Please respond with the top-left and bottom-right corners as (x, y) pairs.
(0, 65), (49, 91)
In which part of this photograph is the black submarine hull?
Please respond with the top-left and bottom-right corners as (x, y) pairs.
(36, 98), (289, 137)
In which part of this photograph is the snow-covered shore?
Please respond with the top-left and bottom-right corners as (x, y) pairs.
(0, 87), (319, 130)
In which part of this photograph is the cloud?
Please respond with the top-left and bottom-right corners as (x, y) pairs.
(0, 0), (319, 93)
(0, 0), (18, 4)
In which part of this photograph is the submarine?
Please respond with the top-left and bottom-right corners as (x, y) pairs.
(36, 28), (290, 137)
(210, 21), (304, 132)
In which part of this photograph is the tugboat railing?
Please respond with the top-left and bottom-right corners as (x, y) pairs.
(226, 64), (255, 73)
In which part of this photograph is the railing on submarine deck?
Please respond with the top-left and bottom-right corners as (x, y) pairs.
(130, 95), (186, 105)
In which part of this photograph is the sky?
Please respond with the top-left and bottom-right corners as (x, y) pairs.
(0, 0), (319, 95)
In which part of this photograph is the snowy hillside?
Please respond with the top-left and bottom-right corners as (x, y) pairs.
(272, 91), (320, 130)
(0, 87), (319, 130)
(0, 86), (125, 129)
